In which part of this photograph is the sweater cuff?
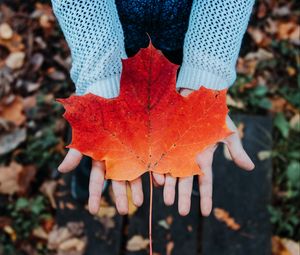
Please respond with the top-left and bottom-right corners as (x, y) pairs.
(176, 65), (233, 91)
(81, 74), (121, 99)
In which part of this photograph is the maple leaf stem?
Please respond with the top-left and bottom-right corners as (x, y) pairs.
(149, 172), (153, 255)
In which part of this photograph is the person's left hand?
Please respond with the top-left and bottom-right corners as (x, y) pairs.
(159, 88), (255, 216)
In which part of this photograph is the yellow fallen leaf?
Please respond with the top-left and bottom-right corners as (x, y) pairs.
(127, 235), (149, 252)
(214, 208), (241, 231)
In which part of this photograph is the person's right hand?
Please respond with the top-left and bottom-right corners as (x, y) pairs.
(58, 150), (165, 215)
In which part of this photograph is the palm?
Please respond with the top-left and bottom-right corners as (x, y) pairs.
(58, 89), (254, 216)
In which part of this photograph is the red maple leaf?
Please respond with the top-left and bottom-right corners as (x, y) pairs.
(58, 44), (231, 181)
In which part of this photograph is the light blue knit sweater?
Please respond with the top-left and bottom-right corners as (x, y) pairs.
(52, 0), (254, 98)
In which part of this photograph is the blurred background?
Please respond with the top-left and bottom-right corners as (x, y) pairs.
(0, 0), (299, 255)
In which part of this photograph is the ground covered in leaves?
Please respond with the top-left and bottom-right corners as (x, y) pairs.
(0, 0), (299, 254)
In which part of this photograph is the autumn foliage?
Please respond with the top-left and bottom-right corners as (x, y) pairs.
(59, 44), (231, 181)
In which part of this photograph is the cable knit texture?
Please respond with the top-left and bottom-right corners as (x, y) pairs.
(51, 0), (254, 98)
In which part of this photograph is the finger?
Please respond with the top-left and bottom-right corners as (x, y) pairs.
(129, 178), (144, 207)
(225, 134), (255, 171)
(178, 176), (193, 216)
(112, 181), (128, 215)
(197, 145), (216, 216)
(88, 161), (105, 215)
(163, 174), (176, 206)
(58, 148), (82, 173)
(152, 172), (165, 186)
(225, 116), (255, 171)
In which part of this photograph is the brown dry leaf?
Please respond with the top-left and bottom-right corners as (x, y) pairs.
(19, 165), (37, 194)
(277, 22), (300, 45)
(33, 226), (49, 240)
(126, 235), (150, 252)
(5, 51), (26, 69)
(281, 238), (300, 255)
(0, 23), (13, 39)
(0, 96), (26, 126)
(34, 3), (55, 29)
(0, 128), (26, 155)
(166, 241), (174, 255)
(48, 222), (86, 254)
(0, 162), (36, 195)
(0, 33), (25, 52)
(58, 238), (86, 252)
(214, 208), (241, 231)
(48, 226), (73, 250)
(247, 27), (271, 47)
(40, 180), (58, 209)
(272, 236), (298, 255)
(0, 161), (22, 195)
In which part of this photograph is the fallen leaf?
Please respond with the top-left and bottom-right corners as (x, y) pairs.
(59, 43), (231, 181)
(33, 226), (49, 240)
(166, 241), (174, 255)
(0, 33), (25, 52)
(272, 236), (299, 255)
(289, 114), (300, 132)
(158, 219), (170, 230)
(0, 161), (36, 195)
(40, 180), (58, 209)
(47, 67), (66, 81)
(214, 208), (241, 231)
(97, 206), (116, 218)
(277, 21), (300, 45)
(58, 238), (86, 252)
(127, 185), (138, 216)
(3, 225), (17, 241)
(0, 23), (13, 39)
(257, 150), (272, 161)
(126, 235), (149, 252)
(48, 222), (86, 254)
(247, 27), (271, 47)
(0, 127), (26, 155)
(5, 51), (25, 69)
(0, 95), (26, 126)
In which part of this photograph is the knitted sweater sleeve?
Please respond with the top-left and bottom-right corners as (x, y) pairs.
(176, 0), (254, 90)
(51, 0), (126, 98)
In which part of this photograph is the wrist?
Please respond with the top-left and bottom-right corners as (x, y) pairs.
(82, 75), (121, 99)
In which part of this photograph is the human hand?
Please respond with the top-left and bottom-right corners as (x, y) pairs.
(58, 150), (165, 215)
(158, 88), (255, 216)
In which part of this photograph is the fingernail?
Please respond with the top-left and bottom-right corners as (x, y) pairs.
(134, 194), (143, 207)
(117, 199), (128, 215)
